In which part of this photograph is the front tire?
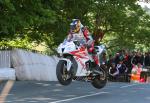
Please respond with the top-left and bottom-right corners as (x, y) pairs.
(91, 66), (107, 89)
(56, 60), (72, 85)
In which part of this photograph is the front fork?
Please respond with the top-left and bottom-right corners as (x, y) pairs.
(60, 58), (72, 71)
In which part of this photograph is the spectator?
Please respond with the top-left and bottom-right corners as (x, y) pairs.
(131, 52), (144, 66)
(110, 60), (128, 77)
(144, 52), (150, 67)
(124, 51), (132, 73)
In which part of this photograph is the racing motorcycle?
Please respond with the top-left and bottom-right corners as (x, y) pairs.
(56, 39), (107, 89)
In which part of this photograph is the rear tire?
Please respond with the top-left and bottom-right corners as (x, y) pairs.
(56, 60), (72, 85)
(91, 66), (107, 89)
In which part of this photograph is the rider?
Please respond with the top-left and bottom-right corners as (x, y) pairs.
(67, 19), (98, 64)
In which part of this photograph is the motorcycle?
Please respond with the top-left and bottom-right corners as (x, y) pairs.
(56, 39), (107, 89)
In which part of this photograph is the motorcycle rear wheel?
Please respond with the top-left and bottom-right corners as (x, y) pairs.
(91, 66), (107, 89)
(56, 60), (72, 85)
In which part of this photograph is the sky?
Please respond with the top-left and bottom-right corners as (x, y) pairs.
(138, 1), (150, 8)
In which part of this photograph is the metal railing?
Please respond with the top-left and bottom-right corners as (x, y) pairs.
(0, 50), (11, 68)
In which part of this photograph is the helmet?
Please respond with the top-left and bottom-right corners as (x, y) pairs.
(70, 19), (83, 33)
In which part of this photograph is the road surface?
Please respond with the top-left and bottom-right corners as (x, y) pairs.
(0, 81), (150, 103)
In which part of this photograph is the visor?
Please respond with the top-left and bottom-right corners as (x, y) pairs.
(70, 25), (76, 31)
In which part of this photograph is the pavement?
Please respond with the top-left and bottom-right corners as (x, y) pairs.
(0, 80), (150, 103)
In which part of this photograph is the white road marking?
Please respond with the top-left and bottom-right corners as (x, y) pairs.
(50, 92), (109, 103)
(120, 83), (141, 88)
(51, 83), (141, 103)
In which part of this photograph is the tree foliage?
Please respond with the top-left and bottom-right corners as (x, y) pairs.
(0, 0), (150, 53)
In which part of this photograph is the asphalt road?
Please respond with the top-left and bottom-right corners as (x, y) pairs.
(0, 81), (150, 103)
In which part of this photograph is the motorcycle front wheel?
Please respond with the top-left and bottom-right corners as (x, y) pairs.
(56, 60), (72, 85)
(91, 66), (107, 89)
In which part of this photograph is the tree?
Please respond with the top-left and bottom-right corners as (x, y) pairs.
(0, 0), (150, 53)
(0, 0), (61, 47)
(61, 0), (150, 52)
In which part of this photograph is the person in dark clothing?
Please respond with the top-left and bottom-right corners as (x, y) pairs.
(107, 55), (114, 67)
(123, 53), (132, 74)
(109, 60), (128, 76)
(144, 52), (150, 67)
(131, 52), (144, 66)
(114, 53), (121, 65)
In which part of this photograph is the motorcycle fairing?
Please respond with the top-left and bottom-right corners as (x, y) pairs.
(70, 47), (91, 76)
